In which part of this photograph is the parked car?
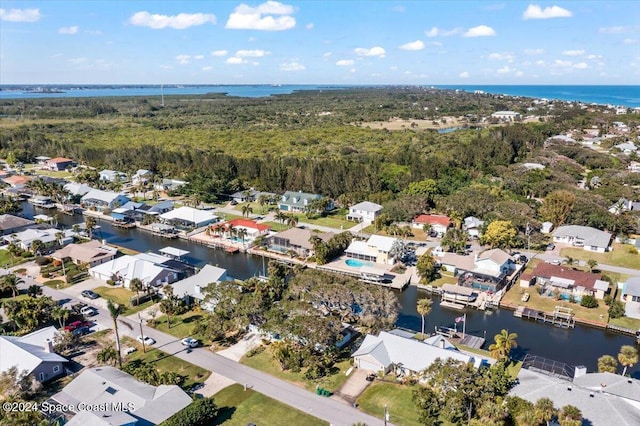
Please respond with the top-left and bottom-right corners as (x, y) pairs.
(64, 320), (92, 332)
(72, 326), (91, 336)
(137, 335), (156, 346)
(81, 290), (100, 300)
(181, 337), (199, 348)
(71, 303), (87, 314)
(365, 373), (376, 382)
(80, 306), (97, 317)
(546, 244), (555, 251)
(124, 347), (137, 355)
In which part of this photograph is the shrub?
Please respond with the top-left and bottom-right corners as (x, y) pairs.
(608, 300), (625, 319)
(246, 345), (265, 358)
(159, 398), (218, 426)
(628, 247), (638, 255)
(35, 256), (51, 266)
(580, 295), (599, 308)
(603, 295), (613, 306)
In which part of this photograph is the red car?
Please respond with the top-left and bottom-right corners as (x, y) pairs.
(64, 320), (92, 332)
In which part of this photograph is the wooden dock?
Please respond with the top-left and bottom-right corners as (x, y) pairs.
(112, 221), (136, 229)
(458, 334), (485, 349)
(514, 306), (575, 329)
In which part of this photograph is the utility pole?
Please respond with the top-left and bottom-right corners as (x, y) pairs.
(384, 404), (389, 426)
(525, 222), (531, 251)
(138, 313), (146, 353)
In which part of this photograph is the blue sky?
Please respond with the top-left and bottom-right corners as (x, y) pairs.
(1, 1), (639, 85)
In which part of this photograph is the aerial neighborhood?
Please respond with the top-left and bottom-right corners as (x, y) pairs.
(0, 87), (639, 426)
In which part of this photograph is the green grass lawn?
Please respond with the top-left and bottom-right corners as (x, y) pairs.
(151, 311), (211, 345)
(357, 381), (421, 426)
(560, 243), (640, 269)
(427, 275), (457, 288)
(0, 250), (30, 268)
(293, 211), (353, 230)
(608, 315), (640, 331)
(261, 221), (289, 232)
(362, 225), (428, 241)
(121, 336), (210, 390)
(240, 345), (352, 393)
(92, 286), (156, 315)
(43, 279), (70, 289)
(214, 384), (327, 426)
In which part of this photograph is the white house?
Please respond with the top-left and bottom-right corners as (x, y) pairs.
(345, 235), (398, 265)
(491, 111), (521, 121)
(89, 253), (180, 288)
(540, 221), (554, 234)
(352, 331), (480, 375)
(464, 216), (484, 238)
(278, 191), (333, 213)
(412, 214), (451, 237)
(170, 264), (232, 311)
(346, 201), (383, 222)
(98, 169), (127, 182)
(132, 169), (153, 185)
(81, 189), (130, 211)
(553, 225), (612, 252)
(51, 240), (117, 268)
(160, 206), (218, 229)
(63, 182), (93, 198)
(53, 367), (192, 426)
(3, 228), (74, 252)
(221, 218), (271, 240)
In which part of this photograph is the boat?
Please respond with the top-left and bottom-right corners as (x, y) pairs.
(30, 196), (56, 209)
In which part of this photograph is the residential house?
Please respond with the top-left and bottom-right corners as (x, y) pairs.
(614, 142), (637, 155)
(63, 182), (93, 198)
(521, 263), (610, 300)
(2, 175), (31, 188)
(553, 225), (612, 252)
(491, 111), (521, 121)
(346, 201), (383, 222)
(608, 198), (640, 215)
(521, 162), (546, 170)
(51, 240), (117, 268)
(89, 253), (181, 288)
(111, 201), (145, 224)
(44, 157), (74, 171)
(132, 169), (153, 185)
(52, 367), (192, 426)
(437, 249), (516, 293)
(222, 218), (270, 240)
(540, 221), (554, 234)
(0, 326), (67, 383)
(3, 228), (74, 253)
(352, 331), (480, 375)
(412, 214), (451, 237)
(629, 161), (640, 173)
(99, 169), (127, 183)
(463, 216), (484, 239)
(345, 235), (398, 265)
(159, 206), (218, 229)
(154, 178), (188, 192)
(230, 188), (276, 203)
(134, 200), (174, 221)
(266, 227), (334, 258)
(35, 156), (51, 165)
(0, 214), (35, 236)
(170, 264), (231, 311)
(81, 189), (130, 211)
(278, 190), (333, 213)
(621, 277), (640, 303)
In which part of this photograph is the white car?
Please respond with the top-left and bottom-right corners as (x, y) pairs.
(181, 337), (198, 348)
(137, 335), (156, 346)
(124, 347), (137, 355)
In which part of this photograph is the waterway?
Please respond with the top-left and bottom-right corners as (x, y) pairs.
(20, 203), (640, 376)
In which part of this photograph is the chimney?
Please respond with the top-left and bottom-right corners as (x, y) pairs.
(45, 339), (54, 353)
(574, 365), (587, 379)
(194, 285), (201, 294)
(439, 339), (445, 349)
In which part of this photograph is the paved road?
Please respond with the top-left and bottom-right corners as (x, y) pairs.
(18, 276), (386, 426)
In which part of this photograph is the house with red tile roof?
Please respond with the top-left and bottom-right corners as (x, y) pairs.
(221, 218), (270, 239)
(522, 263), (610, 300)
(412, 214), (451, 236)
(44, 157), (74, 171)
(2, 175), (31, 187)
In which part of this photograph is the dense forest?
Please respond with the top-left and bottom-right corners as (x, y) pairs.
(1, 87), (639, 244)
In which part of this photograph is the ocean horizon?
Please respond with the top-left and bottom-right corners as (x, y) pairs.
(1, 84), (639, 108)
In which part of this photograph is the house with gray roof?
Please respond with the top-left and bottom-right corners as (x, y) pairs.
(346, 201), (383, 222)
(98, 169), (128, 183)
(0, 214), (35, 236)
(553, 225), (612, 253)
(352, 331), (482, 375)
(53, 366), (192, 426)
(0, 326), (67, 382)
(463, 216), (484, 238)
(81, 189), (130, 211)
(266, 227), (334, 258)
(170, 264), (231, 311)
(278, 190), (333, 213)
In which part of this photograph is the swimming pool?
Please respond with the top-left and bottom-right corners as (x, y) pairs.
(345, 259), (374, 267)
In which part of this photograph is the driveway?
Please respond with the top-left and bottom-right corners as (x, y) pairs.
(331, 367), (372, 405)
(217, 333), (262, 362)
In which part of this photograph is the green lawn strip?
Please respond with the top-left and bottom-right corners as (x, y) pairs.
(608, 316), (640, 331)
(502, 282), (610, 323)
(214, 384), (328, 426)
(121, 336), (210, 390)
(356, 381), (421, 426)
(427, 275), (457, 288)
(240, 345), (352, 393)
(0, 250), (30, 268)
(43, 279), (70, 289)
(151, 311), (211, 345)
(261, 221), (289, 232)
(560, 243), (640, 269)
(92, 286), (156, 316)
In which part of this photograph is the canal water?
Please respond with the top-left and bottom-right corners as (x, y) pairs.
(22, 204), (640, 376)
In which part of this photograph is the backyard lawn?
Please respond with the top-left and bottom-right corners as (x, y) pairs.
(214, 384), (327, 426)
(608, 315), (640, 331)
(362, 225), (428, 241)
(357, 381), (421, 426)
(240, 345), (352, 393)
(0, 249), (30, 268)
(92, 286), (157, 315)
(121, 336), (210, 390)
(261, 221), (289, 232)
(151, 311), (211, 345)
(560, 243), (640, 269)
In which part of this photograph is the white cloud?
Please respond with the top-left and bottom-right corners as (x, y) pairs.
(497, 65), (512, 74)
(129, 11), (216, 29)
(354, 46), (386, 57)
(323, 52), (332, 58)
(176, 54), (192, 65)
(349, 68), (356, 73)
(488, 52), (515, 62)
(336, 59), (354, 66)
(211, 50), (228, 57)
(426, 26), (461, 37)
(305, 23), (314, 30)
(226, 1), (296, 31)
(598, 26), (628, 34)
(623, 38), (638, 45)
(586, 54), (602, 60)
(85, 29), (102, 35)
(463, 25), (496, 37)
(194, 55), (204, 60)
(523, 4), (572, 20)
(236, 49), (270, 57)
(59, 26), (79, 35)
(399, 40), (425, 51)
(573, 62), (589, 69)
(202, 66), (213, 71)
(280, 61), (305, 71)
(562, 49), (585, 56)
(535, 60), (546, 66)
(0, 8), (41, 22)
(226, 57), (246, 64)
(553, 59), (573, 68)
(459, 71), (470, 78)
(524, 48), (544, 55)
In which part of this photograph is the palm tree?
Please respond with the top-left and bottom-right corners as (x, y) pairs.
(275, 209), (288, 225)
(130, 278), (144, 304)
(516, 409), (540, 426)
(85, 216), (97, 239)
(416, 298), (433, 338)
(237, 228), (248, 246)
(0, 274), (23, 297)
(558, 405), (582, 426)
(618, 345), (638, 376)
(27, 284), (42, 297)
(55, 231), (65, 248)
(241, 203), (253, 218)
(213, 223), (225, 237)
(51, 306), (70, 329)
(30, 239), (43, 256)
(489, 329), (518, 362)
(597, 354), (618, 373)
(96, 346), (119, 366)
(534, 397), (557, 426)
(107, 300), (124, 368)
(72, 224), (80, 237)
(286, 214), (298, 229)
